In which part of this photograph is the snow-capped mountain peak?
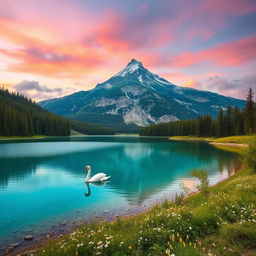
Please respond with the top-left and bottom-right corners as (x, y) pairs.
(115, 59), (143, 77)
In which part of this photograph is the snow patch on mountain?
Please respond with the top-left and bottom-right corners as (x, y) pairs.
(106, 108), (119, 115)
(153, 75), (171, 86)
(174, 99), (192, 106)
(121, 86), (147, 97)
(152, 93), (167, 102)
(95, 97), (115, 107)
(71, 105), (77, 112)
(115, 62), (140, 77)
(174, 98), (198, 114)
(104, 83), (112, 89)
(186, 95), (209, 102)
(158, 115), (179, 123)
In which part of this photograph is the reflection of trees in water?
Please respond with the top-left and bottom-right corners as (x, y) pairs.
(148, 141), (239, 174)
(163, 141), (237, 164)
(0, 158), (38, 188)
(217, 157), (242, 176)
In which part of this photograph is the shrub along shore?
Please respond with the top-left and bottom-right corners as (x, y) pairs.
(15, 138), (256, 256)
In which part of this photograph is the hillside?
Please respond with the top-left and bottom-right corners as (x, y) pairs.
(0, 88), (70, 136)
(0, 88), (114, 136)
(39, 59), (245, 132)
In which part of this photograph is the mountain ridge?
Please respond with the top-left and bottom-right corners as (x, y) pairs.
(39, 59), (245, 131)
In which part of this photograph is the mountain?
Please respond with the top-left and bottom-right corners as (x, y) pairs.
(39, 59), (245, 131)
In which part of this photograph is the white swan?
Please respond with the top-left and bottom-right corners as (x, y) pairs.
(84, 165), (111, 182)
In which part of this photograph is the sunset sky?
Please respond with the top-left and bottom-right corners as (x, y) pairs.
(0, 0), (256, 101)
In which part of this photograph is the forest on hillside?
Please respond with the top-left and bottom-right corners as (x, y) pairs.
(140, 88), (256, 137)
(0, 88), (114, 136)
(0, 88), (70, 136)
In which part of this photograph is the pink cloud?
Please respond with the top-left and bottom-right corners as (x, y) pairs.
(205, 74), (256, 99)
(170, 36), (256, 67)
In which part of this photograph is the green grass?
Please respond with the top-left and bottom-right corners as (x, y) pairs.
(169, 135), (255, 153)
(0, 135), (48, 141)
(213, 135), (254, 144)
(169, 136), (216, 141)
(26, 167), (256, 256)
(210, 144), (243, 154)
(169, 135), (255, 144)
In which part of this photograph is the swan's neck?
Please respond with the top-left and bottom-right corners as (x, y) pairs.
(85, 168), (91, 182)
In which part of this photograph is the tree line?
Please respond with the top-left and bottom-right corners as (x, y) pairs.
(0, 88), (70, 136)
(70, 120), (114, 135)
(140, 88), (255, 137)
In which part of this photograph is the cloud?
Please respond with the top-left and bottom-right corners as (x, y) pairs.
(0, 46), (105, 78)
(205, 74), (256, 99)
(12, 80), (74, 101)
(169, 36), (256, 68)
(14, 80), (62, 93)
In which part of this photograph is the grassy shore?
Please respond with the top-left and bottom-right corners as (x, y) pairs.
(169, 135), (255, 153)
(169, 136), (216, 142)
(22, 165), (256, 255)
(0, 135), (48, 141)
(213, 136), (253, 144)
(169, 135), (254, 144)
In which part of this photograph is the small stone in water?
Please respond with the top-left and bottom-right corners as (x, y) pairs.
(103, 210), (108, 213)
(24, 235), (33, 241)
(10, 242), (20, 248)
(60, 221), (66, 226)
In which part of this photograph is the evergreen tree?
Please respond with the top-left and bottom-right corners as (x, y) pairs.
(217, 109), (224, 137)
(244, 88), (255, 134)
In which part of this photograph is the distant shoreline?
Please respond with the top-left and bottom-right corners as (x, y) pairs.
(169, 135), (251, 151)
(0, 135), (48, 141)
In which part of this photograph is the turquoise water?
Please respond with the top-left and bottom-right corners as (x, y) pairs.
(0, 136), (238, 250)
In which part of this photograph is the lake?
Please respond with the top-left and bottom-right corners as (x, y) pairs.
(0, 136), (239, 252)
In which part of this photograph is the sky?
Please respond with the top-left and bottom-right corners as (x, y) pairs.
(0, 0), (256, 101)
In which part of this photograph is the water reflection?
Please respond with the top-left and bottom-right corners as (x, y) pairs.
(84, 182), (108, 197)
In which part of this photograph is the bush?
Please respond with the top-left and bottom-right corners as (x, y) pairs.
(242, 136), (256, 173)
(191, 169), (210, 197)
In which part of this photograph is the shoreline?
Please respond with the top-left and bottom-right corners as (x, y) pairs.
(6, 201), (160, 256)
(0, 136), (48, 141)
(9, 165), (240, 256)
(169, 135), (250, 149)
(210, 142), (248, 147)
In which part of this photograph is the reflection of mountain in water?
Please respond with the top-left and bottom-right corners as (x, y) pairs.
(0, 139), (239, 205)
